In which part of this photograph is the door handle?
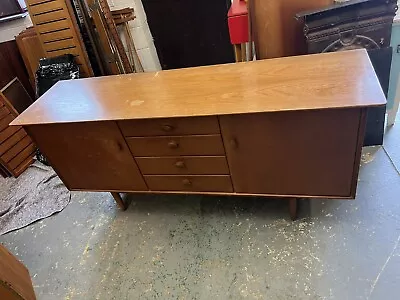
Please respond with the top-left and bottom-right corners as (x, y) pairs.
(230, 138), (238, 149)
(116, 141), (124, 151)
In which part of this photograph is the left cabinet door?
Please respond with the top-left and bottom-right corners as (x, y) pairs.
(26, 121), (147, 191)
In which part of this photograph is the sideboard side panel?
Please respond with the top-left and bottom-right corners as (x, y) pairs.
(25, 121), (147, 191)
(220, 108), (363, 197)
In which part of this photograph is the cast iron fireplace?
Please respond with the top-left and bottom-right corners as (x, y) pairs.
(297, 0), (398, 146)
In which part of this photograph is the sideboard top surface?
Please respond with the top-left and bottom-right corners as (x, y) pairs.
(12, 49), (386, 126)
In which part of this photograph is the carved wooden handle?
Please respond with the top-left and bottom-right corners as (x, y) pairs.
(168, 141), (179, 149)
(182, 178), (192, 186)
(161, 124), (174, 132)
(175, 161), (185, 168)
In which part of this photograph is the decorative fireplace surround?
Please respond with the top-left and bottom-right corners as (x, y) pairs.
(297, 0), (397, 54)
(297, 0), (398, 146)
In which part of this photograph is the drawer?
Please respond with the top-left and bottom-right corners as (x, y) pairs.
(136, 156), (229, 175)
(118, 116), (220, 137)
(144, 175), (233, 192)
(126, 134), (225, 156)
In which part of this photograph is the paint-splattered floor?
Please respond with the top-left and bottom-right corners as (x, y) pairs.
(1, 120), (400, 299)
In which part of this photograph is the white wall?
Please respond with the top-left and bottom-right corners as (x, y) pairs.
(0, 1), (161, 72)
(108, 0), (161, 72)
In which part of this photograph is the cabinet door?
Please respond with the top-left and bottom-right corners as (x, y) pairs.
(26, 121), (147, 191)
(219, 109), (364, 197)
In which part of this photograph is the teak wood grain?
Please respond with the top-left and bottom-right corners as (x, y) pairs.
(126, 135), (225, 157)
(219, 108), (362, 197)
(11, 49), (386, 126)
(118, 116), (220, 137)
(136, 156), (230, 175)
(25, 121), (147, 191)
(144, 175), (233, 193)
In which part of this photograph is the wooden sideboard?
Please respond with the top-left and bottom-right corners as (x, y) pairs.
(11, 49), (386, 219)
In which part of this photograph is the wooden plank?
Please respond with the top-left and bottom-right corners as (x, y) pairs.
(45, 47), (79, 57)
(11, 49), (386, 126)
(0, 129), (27, 156)
(34, 9), (65, 24)
(0, 126), (20, 144)
(26, 0), (94, 77)
(1, 136), (33, 163)
(30, 0), (56, 5)
(86, 0), (120, 75)
(41, 28), (73, 43)
(0, 106), (10, 119)
(97, 0), (132, 73)
(0, 115), (14, 132)
(13, 156), (34, 177)
(42, 38), (74, 51)
(8, 143), (36, 170)
(36, 20), (71, 34)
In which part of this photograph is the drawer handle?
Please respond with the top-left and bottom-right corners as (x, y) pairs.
(168, 141), (179, 149)
(175, 161), (186, 168)
(182, 178), (192, 186)
(161, 124), (174, 132)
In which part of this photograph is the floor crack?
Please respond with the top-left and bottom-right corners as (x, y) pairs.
(382, 145), (400, 175)
(367, 233), (400, 299)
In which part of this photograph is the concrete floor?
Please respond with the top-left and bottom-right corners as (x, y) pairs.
(1, 119), (400, 299)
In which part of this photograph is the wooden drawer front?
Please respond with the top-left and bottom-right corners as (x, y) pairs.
(136, 156), (229, 175)
(126, 135), (225, 156)
(118, 116), (220, 137)
(145, 175), (233, 192)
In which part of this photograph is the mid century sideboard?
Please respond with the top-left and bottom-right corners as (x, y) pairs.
(11, 49), (386, 219)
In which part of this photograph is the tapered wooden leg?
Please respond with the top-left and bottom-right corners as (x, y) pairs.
(289, 198), (298, 221)
(111, 192), (126, 210)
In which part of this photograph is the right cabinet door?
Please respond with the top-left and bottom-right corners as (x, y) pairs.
(219, 108), (364, 197)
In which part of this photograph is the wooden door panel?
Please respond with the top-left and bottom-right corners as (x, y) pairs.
(25, 121), (147, 191)
(219, 109), (363, 197)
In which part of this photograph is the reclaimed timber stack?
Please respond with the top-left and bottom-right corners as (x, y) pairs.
(0, 96), (35, 178)
(25, 0), (93, 77)
(0, 79), (36, 178)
